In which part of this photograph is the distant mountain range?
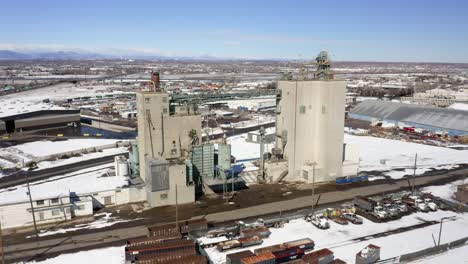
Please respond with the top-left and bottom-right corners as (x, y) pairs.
(0, 50), (117, 60)
(0, 50), (254, 61)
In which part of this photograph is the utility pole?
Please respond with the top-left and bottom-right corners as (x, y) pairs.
(412, 153), (418, 194)
(0, 221), (4, 264)
(311, 163), (316, 214)
(175, 184), (179, 230)
(259, 126), (265, 182)
(26, 174), (39, 238)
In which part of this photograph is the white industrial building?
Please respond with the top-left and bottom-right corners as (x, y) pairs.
(268, 51), (359, 183)
(136, 72), (201, 207)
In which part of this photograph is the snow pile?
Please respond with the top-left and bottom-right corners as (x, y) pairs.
(28, 246), (125, 264)
(202, 211), (468, 264)
(0, 164), (128, 205)
(344, 134), (468, 178)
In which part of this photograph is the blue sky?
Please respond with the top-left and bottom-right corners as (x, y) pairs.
(1, 0), (467, 62)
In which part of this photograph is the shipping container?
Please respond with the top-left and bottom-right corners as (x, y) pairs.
(125, 239), (195, 261)
(241, 252), (276, 264)
(226, 250), (256, 264)
(134, 247), (197, 264)
(136, 254), (206, 264)
(283, 238), (315, 251)
(217, 240), (241, 251)
(353, 196), (377, 211)
(239, 236), (263, 247)
(254, 244), (285, 255)
(240, 227), (271, 238)
(180, 218), (208, 234)
(302, 248), (334, 264)
(127, 236), (183, 248)
(147, 223), (181, 239)
(273, 247), (305, 263)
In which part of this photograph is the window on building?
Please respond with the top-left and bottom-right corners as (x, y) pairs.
(163, 108), (168, 114)
(322, 105), (327, 114)
(51, 198), (59, 204)
(299, 105), (306, 114)
(160, 194), (168, 200)
(171, 148), (177, 155)
(51, 209), (61, 216)
(162, 97), (167, 103)
(145, 97), (150, 103)
(36, 200), (44, 206)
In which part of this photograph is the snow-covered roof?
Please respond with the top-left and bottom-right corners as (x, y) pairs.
(0, 99), (68, 119)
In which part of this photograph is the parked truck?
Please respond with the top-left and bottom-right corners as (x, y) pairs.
(354, 196), (389, 220)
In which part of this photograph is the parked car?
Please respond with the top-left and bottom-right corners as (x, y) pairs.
(342, 213), (363, 224)
(394, 200), (409, 213)
(383, 203), (399, 217)
(311, 215), (330, 229)
(424, 198), (438, 211)
(415, 199), (430, 212)
(373, 206), (389, 219)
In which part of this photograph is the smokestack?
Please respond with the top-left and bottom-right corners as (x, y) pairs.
(151, 71), (160, 92)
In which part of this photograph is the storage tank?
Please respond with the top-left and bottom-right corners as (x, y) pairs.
(115, 155), (129, 177)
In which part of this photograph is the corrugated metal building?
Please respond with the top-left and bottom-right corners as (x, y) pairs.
(349, 100), (468, 135)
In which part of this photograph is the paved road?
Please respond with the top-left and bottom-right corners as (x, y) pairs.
(3, 169), (467, 263)
(0, 153), (127, 189)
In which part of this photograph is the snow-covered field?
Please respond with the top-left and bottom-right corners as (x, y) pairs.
(0, 138), (126, 170)
(28, 246), (125, 264)
(344, 134), (468, 179)
(0, 164), (128, 205)
(0, 82), (133, 102)
(202, 211), (468, 264)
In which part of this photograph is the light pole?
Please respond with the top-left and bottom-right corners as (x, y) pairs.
(0, 221), (4, 264)
(438, 216), (456, 246)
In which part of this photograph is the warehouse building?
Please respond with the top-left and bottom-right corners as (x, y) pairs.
(349, 100), (468, 136)
(0, 99), (80, 134)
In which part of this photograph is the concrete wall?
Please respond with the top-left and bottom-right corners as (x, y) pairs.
(146, 164), (195, 207)
(276, 80), (346, 182)
(0, 196), (90, 229)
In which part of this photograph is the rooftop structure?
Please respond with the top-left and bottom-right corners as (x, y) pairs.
(350, 100), (468, 135)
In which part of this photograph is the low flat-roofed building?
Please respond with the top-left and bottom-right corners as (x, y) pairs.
(0, 99), (80, 134)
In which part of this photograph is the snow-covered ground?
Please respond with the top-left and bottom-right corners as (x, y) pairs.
(344, 134), (468, 179)
(0, 82), (133, 103)
(0, 138), (126, 170)
(410, 244), (468, 263)
(28, 212), (136, 238)
(0, 164), (128, 205)
(422, 178), (468, 201)
(202, 211), (468, 264)
(28, 246), (125, 264)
